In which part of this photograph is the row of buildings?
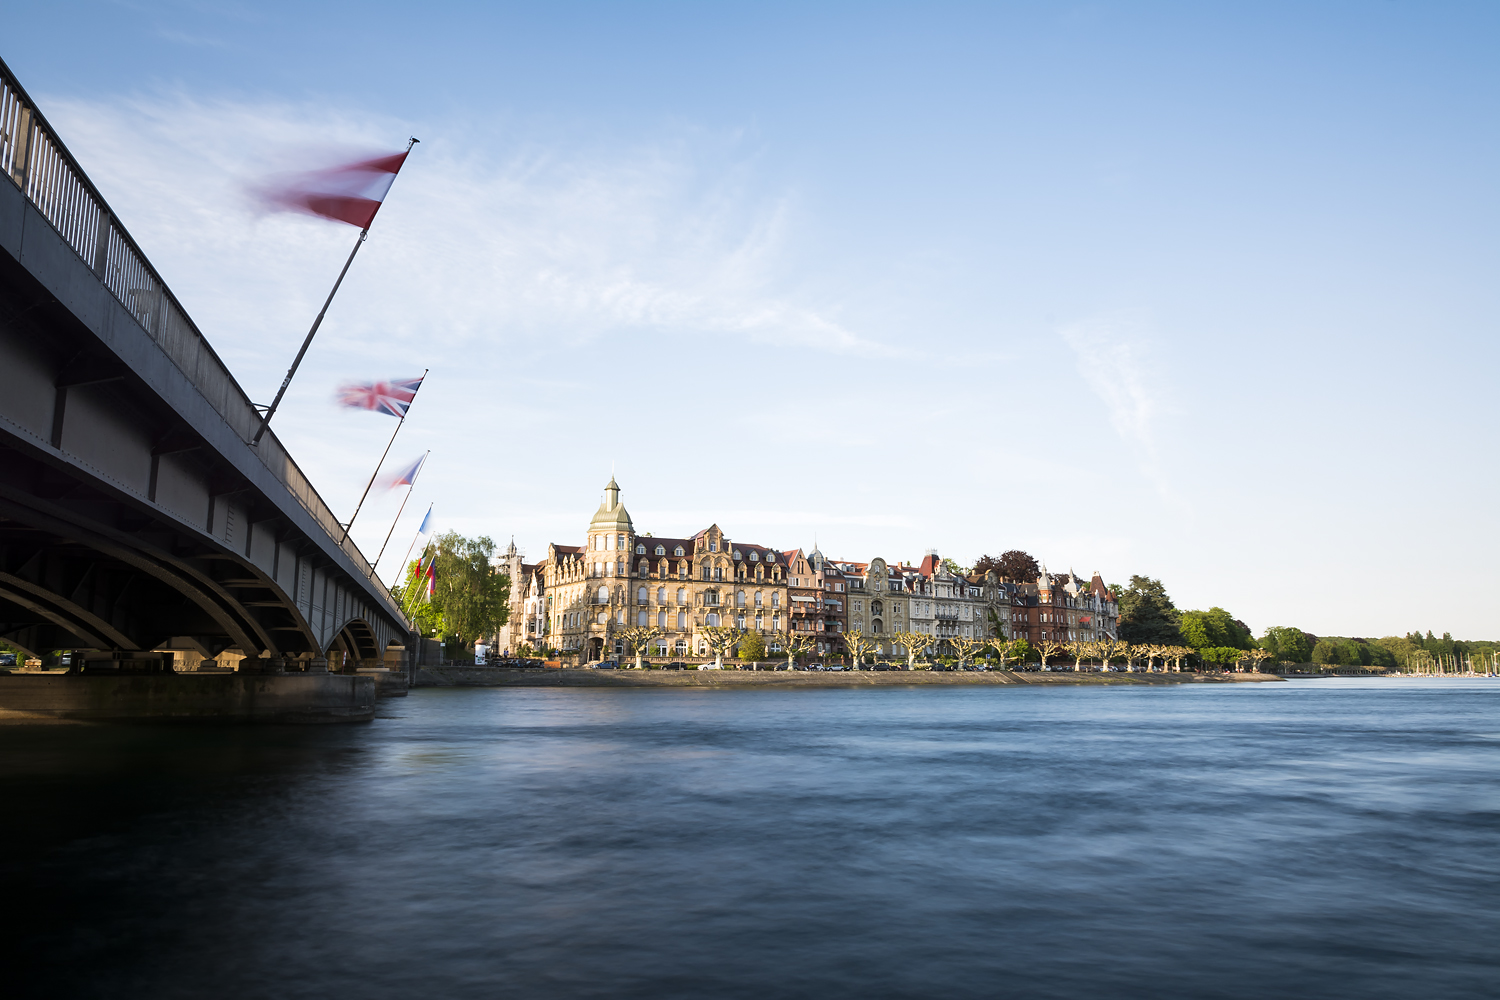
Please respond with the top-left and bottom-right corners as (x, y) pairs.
(494, 479), (1120, 663)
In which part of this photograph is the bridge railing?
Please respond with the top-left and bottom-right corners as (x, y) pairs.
(0, 59), (402, 617)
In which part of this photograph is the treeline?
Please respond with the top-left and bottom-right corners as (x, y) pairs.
(1109, 573), (1494, 668)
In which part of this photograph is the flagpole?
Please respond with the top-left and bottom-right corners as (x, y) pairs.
(401, 549), (435, 619)
(393, 503), (433, 589)
(374, 454), (429, 576)
(340, 368), (428, 545)
(252, 228), (368, 445)
(251, 136), (420, 446)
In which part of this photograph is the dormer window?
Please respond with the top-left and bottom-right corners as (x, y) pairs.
(766, 553), (775, 563)
(733, 550), (742, 560)
(636, 545), (646, 555)
(655, 545), (665, 556)
(674, 546), (684, 557)
(749, 552), (758, 562)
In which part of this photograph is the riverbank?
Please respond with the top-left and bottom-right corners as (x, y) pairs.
(414, 666), (1283, 688)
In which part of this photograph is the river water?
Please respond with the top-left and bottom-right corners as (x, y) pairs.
(3, 678), (1497, 999)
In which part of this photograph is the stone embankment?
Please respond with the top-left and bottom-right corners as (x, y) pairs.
(414, 667), (1283, 689)
(0, 673), (377, 723)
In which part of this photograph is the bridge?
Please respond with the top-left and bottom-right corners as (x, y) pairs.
(0, 58), (410, 674)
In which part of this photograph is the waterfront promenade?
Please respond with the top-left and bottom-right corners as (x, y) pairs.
(413, 666), (1283, 688)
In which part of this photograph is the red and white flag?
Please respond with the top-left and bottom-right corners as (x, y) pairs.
(265, 151), (410, 229)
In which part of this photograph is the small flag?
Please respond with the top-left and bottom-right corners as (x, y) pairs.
(382, 454), (426, 490)
(426, 558), (436, 596)
(336, 376), (424, 418)
(416, 505), (433, 537)
(263, 151), (411, 229)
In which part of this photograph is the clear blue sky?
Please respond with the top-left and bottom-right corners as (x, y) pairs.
(8, 2), (1498, 638)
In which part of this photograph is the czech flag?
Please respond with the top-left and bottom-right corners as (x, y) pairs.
(265, 151), (411, 229)
(382, 454), (426, 490)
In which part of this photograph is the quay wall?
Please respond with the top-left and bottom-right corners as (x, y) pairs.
(0, 674), (376, 723)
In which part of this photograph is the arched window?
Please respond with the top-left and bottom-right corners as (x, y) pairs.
(736, 590), (746, 607)
(707, 612), (720, 626)
(657, 587), (666, 603)
(637, 587), (647, 604)
(713, 566), (723, 582)
(754, 591), (763, 607)
(595, 586), (608, 603)
(872, 599), (884, 615)
(597, 612), (608, 625)
(616, 559), (624, 575)
(637, 611), (647, 626)
(873, 619), (883, 633)
(676, 588), (687, 605)
(677, 612), (686, 630)
(638, 560), (648, 575)
(755, 566), (764, 581)
(697, 640), (707, 655)
(771, 592), (779, 608)
(657, 611), (667, 628)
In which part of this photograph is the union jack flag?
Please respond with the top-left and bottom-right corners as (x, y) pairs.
(336, 376), (424, 417)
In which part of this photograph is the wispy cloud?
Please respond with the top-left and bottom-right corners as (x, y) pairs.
(1060, 312), (1180, 504)
(44, 92), (892, 369)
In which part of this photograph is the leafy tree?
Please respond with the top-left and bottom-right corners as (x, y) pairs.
(737, 631), (766, 662)
(1311, 639), (1339, 665)
(1116, 575), (1182, 645)
(1008, 638), (1037, 665)
(974, 550), (1040, 583)
(417, 532), (510, 658)
(1180, 607), (1252, 650)
(1261, 626), (1312, 663)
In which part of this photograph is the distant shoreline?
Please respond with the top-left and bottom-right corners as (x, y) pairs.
(413, 667), (1285, 689)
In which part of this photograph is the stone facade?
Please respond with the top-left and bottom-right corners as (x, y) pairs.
(496, 480), (1114, 665)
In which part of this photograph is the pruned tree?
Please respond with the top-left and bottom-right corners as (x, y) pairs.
(619, 625), (666, 669)
(770, 631), (816, 670)
(1066, 640), (1095, 671)
(701, 625), (740, 670)
(986, 636), (1011, 671)
(1246, 648), (1273, 673)
(949, 636), (988, 670)
(843, 630), (879, 669)
(1036, 637), (1067, 669)
(892, 631), (933, 670)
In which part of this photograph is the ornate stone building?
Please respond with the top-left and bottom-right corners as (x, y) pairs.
(508, 479), (792, 663)
(1007, 566), (1119, 647)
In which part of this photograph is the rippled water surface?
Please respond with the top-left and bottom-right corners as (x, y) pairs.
(4, 678), (1498, 999)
